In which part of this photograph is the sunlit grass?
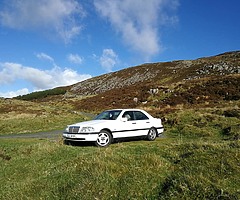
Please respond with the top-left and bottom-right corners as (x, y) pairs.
(0, 99), (239, 199)
(0, 114), (83, 135)
(0, 99), (89, 135)
(0, 138), (171, 199)
(0, 133), (239, 199)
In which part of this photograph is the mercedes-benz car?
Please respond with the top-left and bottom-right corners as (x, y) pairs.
(63, 109), (164, 147)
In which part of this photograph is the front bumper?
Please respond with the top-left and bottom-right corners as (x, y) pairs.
(63, 132), (98, 141)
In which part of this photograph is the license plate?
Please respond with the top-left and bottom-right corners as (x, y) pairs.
(68, 134), (76, 138)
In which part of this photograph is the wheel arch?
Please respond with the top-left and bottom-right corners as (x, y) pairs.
(150, 126), (157, 131)
(95, 128), (113, 147)
(150, 126), (159, 135)
(146, 126), (158, 141)
(100, 128), (113, 137)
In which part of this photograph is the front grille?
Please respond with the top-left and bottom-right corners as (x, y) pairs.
(69, 126), (80, 133)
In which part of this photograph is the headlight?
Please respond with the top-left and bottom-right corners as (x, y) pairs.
(65, 126), (69, 132)
(80, 127), (95, 133)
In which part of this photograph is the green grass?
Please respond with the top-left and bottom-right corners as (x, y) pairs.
(0, 99), (90, 135)
(157, 140), (240, 199)
(0, 100), (239, 199)
(1, 133), (239, 199)
(0, 113), (84, 135)
(164, 108), (240, 140)
(0, 138), (170, 199)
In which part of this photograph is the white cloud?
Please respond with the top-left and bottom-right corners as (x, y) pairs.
(68, 54), (83, 64)
(0, 62), (92, 97)
(94, 0), (179, 59)
(0, 88), (29, 98)
(36, 52), (54, 63)
(0, 0), (85, 43)
(100, 49), (118, 72)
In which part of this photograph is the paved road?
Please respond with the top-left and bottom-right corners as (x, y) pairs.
(0, 130), (63, 139)
(0, 112), (97, 139)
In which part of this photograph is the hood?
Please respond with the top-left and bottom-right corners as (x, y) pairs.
(68, 120), (109, 127)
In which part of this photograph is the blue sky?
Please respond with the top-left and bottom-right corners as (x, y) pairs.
(0, 0), (239, 98)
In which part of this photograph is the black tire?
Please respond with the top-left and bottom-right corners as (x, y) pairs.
(147, 127), (157, 141)
(63, 140), (70, 145)
(95, 130), (113, 147)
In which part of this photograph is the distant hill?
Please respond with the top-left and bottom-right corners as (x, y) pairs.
(66, 51), (239, 96)
(16, 51), (240, 112)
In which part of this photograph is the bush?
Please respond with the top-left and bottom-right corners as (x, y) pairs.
(15, 88), (67, 101)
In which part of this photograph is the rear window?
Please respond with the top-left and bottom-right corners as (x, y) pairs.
(134, 111), (149, 120)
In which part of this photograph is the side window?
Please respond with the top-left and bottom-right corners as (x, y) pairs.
(122, 111), (134, 121)
(109, 110), (121, 120)
(134, 111), (149, 120)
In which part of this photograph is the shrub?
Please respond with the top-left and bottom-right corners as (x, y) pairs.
(15, 88), (67, 101)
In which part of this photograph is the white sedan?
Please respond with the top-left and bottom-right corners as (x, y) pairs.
(63, 109), (164, 147)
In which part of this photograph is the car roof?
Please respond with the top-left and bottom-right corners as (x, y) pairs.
(106, 108), (144, 112)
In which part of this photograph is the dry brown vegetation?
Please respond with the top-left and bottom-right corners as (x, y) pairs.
(2, 51), (239, 134)
(64, 51), (240, 113)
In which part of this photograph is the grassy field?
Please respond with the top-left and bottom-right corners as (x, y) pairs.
(0, 107), (239, 199)
(0, 99), (89, 135)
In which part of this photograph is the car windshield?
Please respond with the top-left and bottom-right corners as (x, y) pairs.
(94, 110), (122, 120)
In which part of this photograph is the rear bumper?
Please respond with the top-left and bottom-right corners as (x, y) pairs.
(156, 127), (164, 136)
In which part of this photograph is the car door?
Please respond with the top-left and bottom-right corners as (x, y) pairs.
(115, 111), (151, 138)
(113, 111), (139, 138)
(131, 111), (152, 136)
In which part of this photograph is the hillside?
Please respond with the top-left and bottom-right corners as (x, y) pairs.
(16, 51), (240, 113)
(67, 51), (240, 112)
(66, 51), (240, 96)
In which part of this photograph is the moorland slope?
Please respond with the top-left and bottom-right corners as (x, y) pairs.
(15, 51), (240, 113)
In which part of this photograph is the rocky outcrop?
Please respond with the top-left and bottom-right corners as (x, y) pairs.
(67, 51), (240, 97)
